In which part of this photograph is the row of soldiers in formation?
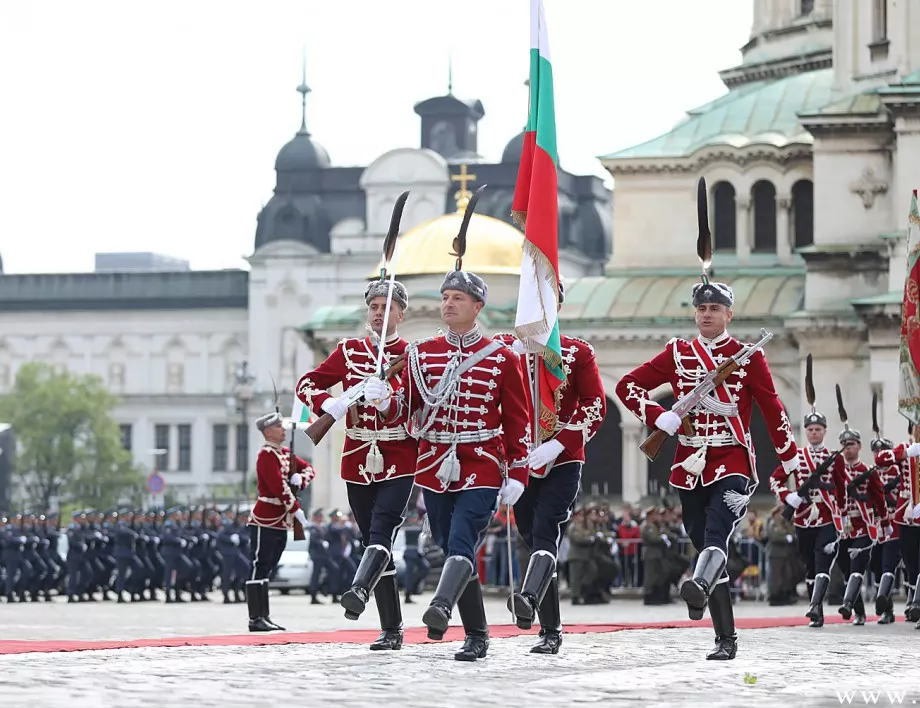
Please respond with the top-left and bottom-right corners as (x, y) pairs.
(0, 506), (354, 603)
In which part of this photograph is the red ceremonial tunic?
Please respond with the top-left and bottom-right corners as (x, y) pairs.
(833, 457), (888, 541)
(388, 326), (531, 492)
(248, 444), (314, 530)
(615, 331), (797, 490)
(876, 443), (919, 529)
(296, 334), (418, 485)
(494, 333), (606, 476)
(769, 444), (840, 528)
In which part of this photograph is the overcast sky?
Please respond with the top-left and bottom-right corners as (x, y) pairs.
(0, 1), (753, 275)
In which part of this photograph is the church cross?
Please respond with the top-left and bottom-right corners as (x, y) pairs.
(452, 164), (477, 193)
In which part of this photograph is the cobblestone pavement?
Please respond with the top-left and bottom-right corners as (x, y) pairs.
(3, 624), (920, 707)
(0, 589), (849, 641)
(3, 594), (920, 707)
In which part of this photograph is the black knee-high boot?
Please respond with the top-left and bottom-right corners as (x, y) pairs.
(341, 545), (390, 621)
(530, 575), (563, 655)
(806, 574), (829, 628)
(422, 556), (474, 640)
(369, 573), (404, 650)
(680, 547), (726, 620)
(507, 551), (555, 631)
(705, 581), (737, 661)
(454, 577), (489, 662)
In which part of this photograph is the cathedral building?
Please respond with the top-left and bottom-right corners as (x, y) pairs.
(0, 81), (610, 511)
(3, 0), (917, 510)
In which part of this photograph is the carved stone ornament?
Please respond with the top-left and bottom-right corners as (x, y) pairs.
(108, 362), (125, 387)
(849, 167), (888, 209)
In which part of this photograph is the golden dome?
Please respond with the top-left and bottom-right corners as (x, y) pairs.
(369, 187), (524, 277)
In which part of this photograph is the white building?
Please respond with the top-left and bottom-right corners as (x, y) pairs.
(0, 83), (610, 511)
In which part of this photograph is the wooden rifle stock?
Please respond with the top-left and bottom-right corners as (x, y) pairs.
(304, 355), (407, 446)
(293, 519), (306, 541)
(639, 417), (694, 462)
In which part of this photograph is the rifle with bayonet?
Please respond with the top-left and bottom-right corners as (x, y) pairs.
(640, 328), (774, 461)
(781, 449), (841, 521)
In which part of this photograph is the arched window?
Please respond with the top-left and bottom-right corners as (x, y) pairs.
(792, 179), (814, 248)
(712, 181), (737, 252)
(752, 180), (777, 253)
(800, 0), (814, 16)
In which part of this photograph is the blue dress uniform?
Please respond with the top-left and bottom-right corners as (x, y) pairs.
(3, 518), (28, 602)
(306, 509), (336, 603)
(382, 261), (532, 662)
(296, 276), (419, 650)
(113, 512), (143, 601)
(161, 508), (194, 602)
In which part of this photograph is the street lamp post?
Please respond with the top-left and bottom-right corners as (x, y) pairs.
(233, 361), (256, 503)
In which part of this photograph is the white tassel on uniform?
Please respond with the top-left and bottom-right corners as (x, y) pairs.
(436, 447), (461, 485)
(723, 490), (751, 518)
(365, 442), (384, 477)
(681, 446), (707, 476)
(807, 503), (819, 523)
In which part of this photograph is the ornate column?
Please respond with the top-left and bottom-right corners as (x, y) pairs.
(620, 414), (646, 504)
(776, 194), (792, 263)
(736, 194), (752, 264)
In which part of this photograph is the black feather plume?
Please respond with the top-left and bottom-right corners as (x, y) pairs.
(450, 184), (486, 269)
(836, 384), (848, 426)
(696, 177), (712, 274)
(382, 191), (409, 266)
(805, 354), (815, 409)
(872, 391), (880, 437)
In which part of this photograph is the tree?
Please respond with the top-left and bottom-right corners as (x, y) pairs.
(0, 362), (144, 510)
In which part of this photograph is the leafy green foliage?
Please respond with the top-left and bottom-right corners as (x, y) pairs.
(0, 362), (144, 510)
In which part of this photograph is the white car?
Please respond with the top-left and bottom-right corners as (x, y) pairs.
(270, 532), (314, 595)
(269, 529), (408, 594)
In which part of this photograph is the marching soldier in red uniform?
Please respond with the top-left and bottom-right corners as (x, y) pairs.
(873, 434), (920, 622)
(295, 279), (415, 648)
(615, 178), (799, 660)
(494, 280), (606, 655)
(768, 357), (840, 628)
(295, 220), (418, 650)
(246, 411), (314, 632)
(368, 188), (531, 662)
(830, 421), (890, 624)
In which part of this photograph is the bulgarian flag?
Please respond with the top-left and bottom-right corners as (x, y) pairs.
(898, 190), (920, 503)
(512, 0), (566, 439)
(291, 397), (317, 428)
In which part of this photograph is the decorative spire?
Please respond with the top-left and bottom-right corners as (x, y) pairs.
(451, 164), (477, 212)
(297, 46), (311, 136)
(448, 53), (454, 95)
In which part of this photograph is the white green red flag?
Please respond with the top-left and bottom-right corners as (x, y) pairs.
(898, 190), (920, 502)
(512, 0), (565, 439)
(291, 398), (317, 428)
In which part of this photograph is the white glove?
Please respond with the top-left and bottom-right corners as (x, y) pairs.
(785, 491), (804, 509)
(908, 443), (920, 458)
(884, 525), (893, 537)
(528, 439), (564, 469)
(230, 533), (240, 546)
(290, 472), (303, 487)
(499, 478), (526, 506)
(511, 339), (526, 354)
(655, 410), (682, 436)
(179, 538), (187, 548)
(293, 508), (307, 527)
(823, 541), (837, 555)
(785, 534), (794, 544)
(322, 540), (329, 550)
(660, 533), (671, 548)
(913, 503), (920, 520)
(320, 397), (349, 421)
(362, 377), (391, 412)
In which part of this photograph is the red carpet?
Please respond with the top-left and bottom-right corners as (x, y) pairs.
(0, 615), (864, 656)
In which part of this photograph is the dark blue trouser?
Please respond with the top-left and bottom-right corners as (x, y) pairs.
(4, 554), (28, 596)
(403, 549), (429, 594)
(163, 554), (194, 590)
(346, 476), (414, 572)
(838, 535), (874, 576)
(115, 555), (145, 593)
(514, 461), (582, 555)
(901, 525), (920, 588)
(423, 487), (498, 566)
(248, 525), (287, 581)
(679, 475), (749, 582)
(66, 556), (83, 596)
(796, 523), (837, 579)
(880, 537), (902, 575)
(309, 555), (339, 596)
